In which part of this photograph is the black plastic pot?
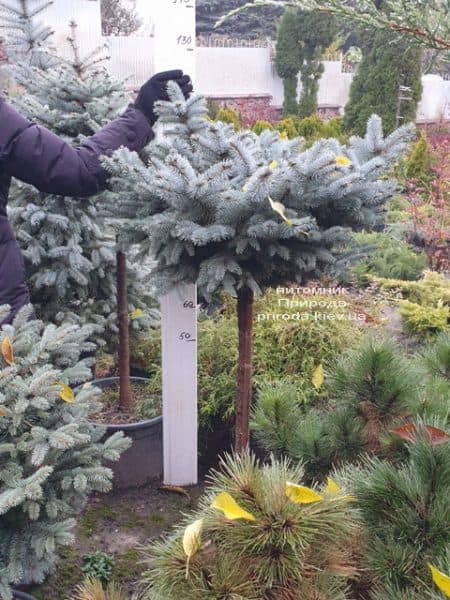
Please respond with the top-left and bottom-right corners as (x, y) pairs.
(130, 364), (151, 379)
(90, 376), (163, 489)
(12, 591), (37, 600)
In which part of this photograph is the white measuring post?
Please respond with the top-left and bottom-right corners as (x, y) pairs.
(152, 0), (198, 486)
(161, 286), (198, 485)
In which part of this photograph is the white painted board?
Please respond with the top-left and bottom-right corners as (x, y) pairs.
(161, 286), (198, 485)
(155, 0), (198, 486)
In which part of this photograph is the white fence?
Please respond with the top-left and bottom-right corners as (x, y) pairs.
(196, 35), (271, 48)
(3, 0), (450, 122)
(197, 46), (449, 121)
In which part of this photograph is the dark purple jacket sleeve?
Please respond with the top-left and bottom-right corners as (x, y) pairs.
(0, 97), (153, 197)
(0, 97), (154, 325)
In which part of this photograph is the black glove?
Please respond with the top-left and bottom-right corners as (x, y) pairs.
(134, 69), (193, 125)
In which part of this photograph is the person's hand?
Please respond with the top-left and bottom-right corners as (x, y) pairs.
(134, 70), (193, 125)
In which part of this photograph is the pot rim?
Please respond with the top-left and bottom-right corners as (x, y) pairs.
(84, 376), (162, 431)
(12, 591), (37, 600)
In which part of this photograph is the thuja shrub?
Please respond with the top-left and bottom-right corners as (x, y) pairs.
(405, 134), (433, 183)
(215, 106), (241, 130)
(252, 120), (274, 135)
(140, 453), (358, 600)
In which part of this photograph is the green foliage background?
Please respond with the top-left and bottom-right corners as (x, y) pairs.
(132, 292), (363, 429)
(344, 29), (423, 135)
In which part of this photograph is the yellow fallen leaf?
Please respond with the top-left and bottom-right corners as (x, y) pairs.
(279, 131), (288, 140)
(430, 564), (450, 597)
(268, 196), (293, 226)
(211, 492), (256, 521)
(335, 155), (351, 167)
(1, 336), (14, 366)
(312, 364), (325, 390)
(325, 477), (341, 494)
(269, 160), (279, 169)
(323, 477), (355, 502)
(286, 481), (323, 504)
(130, 308), (143, 319)
(55, 382), (76, 404)
(183, 518), (203, 578)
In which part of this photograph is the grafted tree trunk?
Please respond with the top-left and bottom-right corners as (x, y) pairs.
(235, 287), (254, 452)
(117, 249), (132, 412)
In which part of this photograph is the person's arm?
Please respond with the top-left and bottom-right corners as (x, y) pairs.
(0, 70), (193, 198)
(0, 97), (153, 197)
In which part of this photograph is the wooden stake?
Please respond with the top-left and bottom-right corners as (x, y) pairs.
(117, 249), (132, 412)
(235, 287), (254, 453)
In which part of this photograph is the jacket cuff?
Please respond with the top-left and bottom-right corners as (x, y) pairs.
(125, 103), (154, 149)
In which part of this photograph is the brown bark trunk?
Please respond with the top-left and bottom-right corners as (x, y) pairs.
(235, 287), (254, 453)
(117, 249), (132, 412)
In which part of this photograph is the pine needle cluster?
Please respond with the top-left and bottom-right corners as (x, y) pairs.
(252, 336), (421, 480)
(141, 453), (357, 600)
(342, 433), (450, 598)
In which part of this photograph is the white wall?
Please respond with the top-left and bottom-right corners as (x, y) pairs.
(24, 0), (450, 123)
(417, 75), (450, 122)
(196, 50), (353, 111)
(196, 46), (278, 98)
(318, 61), (353, 112)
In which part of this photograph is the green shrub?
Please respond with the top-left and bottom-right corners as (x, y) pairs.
(344, 434), (450, 598)
(399, 300), (449, 336)
(389, 195), (411, 212)
(206, 99), (220, 120)
(275, 116), (299, 139)
(274, 115), (347, 144)
(415, 333), (450, 421)
(323, 117), (345, 139)
(420, 332), (450, 382)
(373, 272), (450, 337)
(405, 134), (433, 182)
(373, 271), (450, 306)
(252, 120), (274, 135)
(140, 453), (357, 600)
(251, 336), (421, 480)
(251, 380), (305, 455)
(352, 231), (427, 284)
(295, 114), (326, 139)
(215, 106), (241, 130)
(133, 291), (361, 431)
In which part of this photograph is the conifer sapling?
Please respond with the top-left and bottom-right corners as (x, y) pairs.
(0, 305), (130, 599)
(102, 83), (414, 451)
